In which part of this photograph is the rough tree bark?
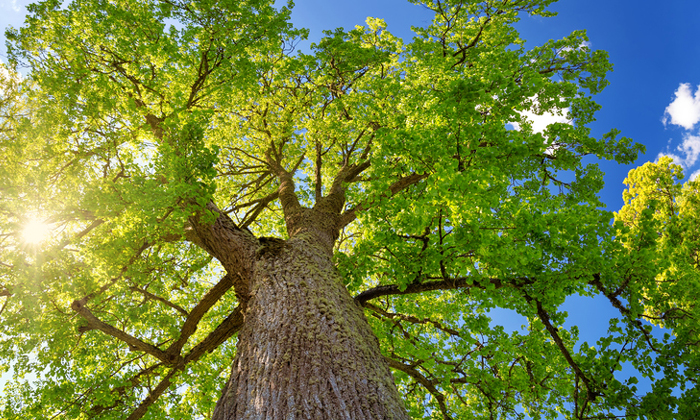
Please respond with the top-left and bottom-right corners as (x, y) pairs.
(210, 206), (409, 419)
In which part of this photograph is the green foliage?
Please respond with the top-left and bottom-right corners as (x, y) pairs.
(0, 0), (696, 419)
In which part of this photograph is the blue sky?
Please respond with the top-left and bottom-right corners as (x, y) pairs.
(1, 0), (698, 406)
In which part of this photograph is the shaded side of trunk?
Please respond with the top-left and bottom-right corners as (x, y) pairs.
(212, 233), (409, 420)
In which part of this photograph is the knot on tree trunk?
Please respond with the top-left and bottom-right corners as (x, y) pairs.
(255, 237), (287, 259)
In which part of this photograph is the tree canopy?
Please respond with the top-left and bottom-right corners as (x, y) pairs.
(0, 0), (698, 419)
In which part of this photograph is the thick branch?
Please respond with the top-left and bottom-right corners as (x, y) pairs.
(186, 202), (257, 301)
(164, 273), (235, 359)
(316, 160), (372, 215)
(125, 305), (244, 420)
(184, 305), (244, 363)
(125, 368), (179, 420)
(276, 169), (302, 216)
(264, 146), (304, 218)
(315, 141), (323, 202)
(355, 276), (524, 305)
(71, 300), (176, 365)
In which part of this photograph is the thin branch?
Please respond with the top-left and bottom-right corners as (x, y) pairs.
(589, 276), (664, 353)
(385, 356), (453, 420)
(364, 302), (461, 336)
(76, 240), (152, 305)
(522, 291), (602, 403)
(0, 296), (8, 318)
(240, 191), (279, 229)
(128, 286), (189, 318)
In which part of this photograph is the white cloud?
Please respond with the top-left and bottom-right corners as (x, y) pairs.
(561, 40), (591, 53)
(1, 0), (36, 13)
(691, 169), (700, 181)
(656, 152), (683, 166)
(506, 107), (570, 157)
(663, 83), (700, 130)
(507, 96), (571, 134)
(677, 134), (700, 167)
(0, 0), (20, 11)
(656, 134), (700, 171)
(515, 108), (570, 134)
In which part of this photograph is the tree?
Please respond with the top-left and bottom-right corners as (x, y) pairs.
(0, 0), (697, 418)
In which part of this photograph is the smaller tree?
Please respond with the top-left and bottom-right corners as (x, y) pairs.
(610, 157), (700, 418)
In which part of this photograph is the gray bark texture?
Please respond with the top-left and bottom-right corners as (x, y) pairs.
(211, 229), (409, 419)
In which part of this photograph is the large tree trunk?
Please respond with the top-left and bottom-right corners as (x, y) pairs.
(211, 228), (409, 419)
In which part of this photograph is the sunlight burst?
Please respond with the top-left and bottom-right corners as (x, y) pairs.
(22, 218), (51, 244)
